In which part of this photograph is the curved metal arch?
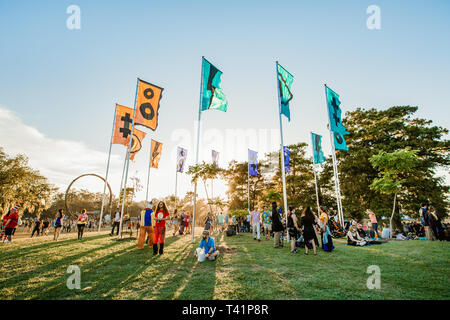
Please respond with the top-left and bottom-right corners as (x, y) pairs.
(65, 173), (112, 219)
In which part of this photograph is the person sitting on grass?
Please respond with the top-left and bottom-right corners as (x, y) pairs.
(195, 230), (220, 262)
(347, 225), (367, 246)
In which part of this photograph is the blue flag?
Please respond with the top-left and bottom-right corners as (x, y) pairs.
(176, 147), (187, 173)
(325, 86), (348, 135)
(248, 149), (258, 176)
(283, 146), (291, 174)
(333, 131), (349, 151)
(201, 57), (228, 112)
(277, 63), (294, 121)
(311, 133), (326, 164)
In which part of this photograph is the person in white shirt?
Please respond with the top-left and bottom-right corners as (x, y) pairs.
(110, 208), (121, 236)
(250, 207), (262, 241)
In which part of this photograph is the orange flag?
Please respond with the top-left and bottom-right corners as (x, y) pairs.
(112, 104), (134, 146)
(113, 104), (146, 161)
(135, 79), (164, 131)
(129, 128), (146, 161)
(150, 139), (163, 168)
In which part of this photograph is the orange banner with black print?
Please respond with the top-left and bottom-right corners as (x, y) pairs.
(135, 79), (164, 131)
(150, 139), (163, 168)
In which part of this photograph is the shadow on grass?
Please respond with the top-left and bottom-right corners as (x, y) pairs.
(0, 234), (110, 262)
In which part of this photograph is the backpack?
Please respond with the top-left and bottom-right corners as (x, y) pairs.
(226, 227), (235, 237)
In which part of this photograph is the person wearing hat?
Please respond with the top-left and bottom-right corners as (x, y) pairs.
(195, 230), (220, 261)
(137, 202), (154, 250)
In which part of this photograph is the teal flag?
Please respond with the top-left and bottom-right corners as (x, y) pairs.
(277, 63), (294, 121)
(311, 133), (326, 164)
(326, 86), (348, 135)
(333, 131), (349, 151)
(201, 57), (228, 112)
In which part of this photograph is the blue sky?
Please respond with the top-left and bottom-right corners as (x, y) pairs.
(1, 0), (449, 200)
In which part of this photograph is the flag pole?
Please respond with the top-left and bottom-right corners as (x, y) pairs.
(145, 143), (152, 203)
(98, 104), (116, 232)
(248, 149), (250, 213)
(192, 56), (205, 242)
(324, 84), (345, 228)
(174, 163), (178, 212)
(311, 133), (321, 216)
(276, 61), (289, 242)
(118, 78), (139, 239)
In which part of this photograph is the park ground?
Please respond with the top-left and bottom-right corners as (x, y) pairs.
(0, 228), (449, 300)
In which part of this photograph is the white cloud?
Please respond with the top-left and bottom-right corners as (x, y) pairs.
(0, 106), (123, 193)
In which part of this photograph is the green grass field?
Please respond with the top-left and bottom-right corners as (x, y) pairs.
(1, 231), (449, 300)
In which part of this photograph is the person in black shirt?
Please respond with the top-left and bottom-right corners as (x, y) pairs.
(271, 202), (284, 248)
(301, 207), (317, 255)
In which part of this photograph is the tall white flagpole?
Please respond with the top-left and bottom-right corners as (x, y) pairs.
(118, 79), (139, 238)
(145, 143), (152, 203)
(276, 61), (289, 242)
(248, 149), (250, 213)
(98, 105), (116, 232)
(192, 57), (205, 242)
(324, 84), (345, 228)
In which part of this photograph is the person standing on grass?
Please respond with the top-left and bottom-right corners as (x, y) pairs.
(287, 206), (300, 253)
(41, 218), (50, 236)
(137, 202), (154, 250)
(184, 212), (191, 235)
(77, 209), (88, 240)
(366, 209), (379, 238)
(153, 201), (170, 255)
(419, 203), (432, 240)
(1, 211), (9, 242)
(301, 207), (318, 255)
(172, 209), (179, 236)
(53, 209), (64, 240)
(3, 206), (20, 243)
(250, 206), (262, 241)
(319, 207), (334, 252)
(261, 205), (272, 240)
(31, 217), (41, 237)
(217, 212), (224, 233)
(111, 208), (121, 236)
(428, 206), (443, 241)
(271, 202), (284, 248)
(204, 212), (213, 232)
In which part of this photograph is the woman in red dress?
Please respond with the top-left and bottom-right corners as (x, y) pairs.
(153, 201), (170, 255)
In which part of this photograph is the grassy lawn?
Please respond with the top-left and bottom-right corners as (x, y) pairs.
(1, 231), (449, 300)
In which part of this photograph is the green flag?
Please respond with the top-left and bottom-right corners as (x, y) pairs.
(277, 63), (294, 121)
(201, 57), (228, 112)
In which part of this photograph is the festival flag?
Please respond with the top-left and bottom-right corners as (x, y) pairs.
(201, 57), (228, 112)
(248, 149), (258, 176)
(283, 146), (291, 173)
(135, 79), (164, 131)
(277, 63), (294, 121)
(325, 86), (348, 135)
(150, 139), (163, 169)
(129, 128), (147, 161)
(212, 150), (219, 166)
(311, 133), (326, 164)
(333, 131), (349, 151)
(177, 147), (187, 173)
(112, 104), (134, 146)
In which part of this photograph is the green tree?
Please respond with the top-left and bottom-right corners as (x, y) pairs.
(369, 149), (421, 236)
(336, 106), (449, 221)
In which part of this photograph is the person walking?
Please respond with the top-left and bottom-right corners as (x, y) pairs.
(137, 202), (154, 249)
(250, 206), (261, 241)
(204, 212), (213, 231)
(217, 212), (224, 232)
(77, 209), (88, 240)
(41, 218), (50, 236)
(153, 201), (169, 255)
(301, 207), (318, 255)
(271, 202), (284, 248)
(261, 205), (272, 240)
(172, 210), (179, 236)
(111, 208), (121, 236)
(287, 206), (300, 253)
(53, 209), (64, 240)
(3, 205), (20, 243)
(31, 218), (41, 238)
